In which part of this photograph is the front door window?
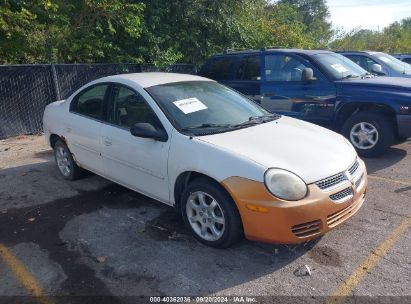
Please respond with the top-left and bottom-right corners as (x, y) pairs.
(265, 55), (309, 82)
(107, 85), (162, 130)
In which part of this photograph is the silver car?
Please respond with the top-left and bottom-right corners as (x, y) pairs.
(339, 51), (411, 78)
(393, 54), (411, 65)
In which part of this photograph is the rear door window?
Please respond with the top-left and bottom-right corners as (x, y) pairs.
(201, 57), (237, 80)
(235, 56), (260, 80)
(70, 84), (108, 120)
(264, 54), (308, 82)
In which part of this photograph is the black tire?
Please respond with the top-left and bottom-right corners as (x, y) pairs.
(181, 177), (243, 248)
(53, 139), (84, 180)
(342, 112), (394, 158)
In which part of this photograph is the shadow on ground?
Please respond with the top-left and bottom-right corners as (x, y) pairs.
(0, 161), (323, 297)
(363, 145), (408, 174)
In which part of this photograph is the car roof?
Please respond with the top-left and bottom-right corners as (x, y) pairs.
(214, 48), (332, 56)
(101, 72), (212, 88)
(269, 48), (332, 55)
(337, 50), (382, 55)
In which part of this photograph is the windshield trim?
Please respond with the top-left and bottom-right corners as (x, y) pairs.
(144, 80), (273, 137)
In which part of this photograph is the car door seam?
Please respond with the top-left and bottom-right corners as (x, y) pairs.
(101, 152), (165, 180)
(70, 142), (100, 156)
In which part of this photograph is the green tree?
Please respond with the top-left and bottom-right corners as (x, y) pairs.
(330, 29), (383, 51)
(382, 19), (411, 53)
(0, 0), (145, 64)
(53, 1), (145, 63)
(0, 0), (49, 63)
(136, 0), (267, 67)
(263, 2), (315, 48)
(277, 0), (333, 46)
(331, 17), (411, 54)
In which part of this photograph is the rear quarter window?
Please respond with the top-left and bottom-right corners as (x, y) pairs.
(236, 56), (260, 81)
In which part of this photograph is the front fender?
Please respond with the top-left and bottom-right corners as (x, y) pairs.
(167, 130), (266, 205)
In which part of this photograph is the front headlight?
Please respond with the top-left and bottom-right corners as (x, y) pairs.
(264, 168), (308, 201)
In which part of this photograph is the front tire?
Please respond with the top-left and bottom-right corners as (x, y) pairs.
(53, 139), (84, 180)
(342, 112), (394, 158)
(181, 178), (243, 248)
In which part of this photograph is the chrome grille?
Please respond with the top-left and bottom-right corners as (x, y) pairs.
(348, 159), (359, 175)
(315, 158), (362, 192)
(329, 187), (353, 203)
(315, 172), (347, 190)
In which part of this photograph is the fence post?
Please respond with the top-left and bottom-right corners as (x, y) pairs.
(50, 48), (61, 100)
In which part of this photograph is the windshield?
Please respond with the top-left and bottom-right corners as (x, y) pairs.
(374, 53), (411, 74)
(311, 53), (368, 80)
(146, 81), (274, 135)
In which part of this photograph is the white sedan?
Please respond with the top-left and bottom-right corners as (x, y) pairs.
(43, 73), (367, 248)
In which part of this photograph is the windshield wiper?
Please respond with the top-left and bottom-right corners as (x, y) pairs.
(181, 114), (281, 132)
(232, 113), (281, 127)
(361, 72), (374, 79)
(341, 74), (360, 80)
(249, 113), (281, 121)
(181, 123), (232, 131)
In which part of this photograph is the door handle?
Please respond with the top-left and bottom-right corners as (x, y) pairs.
(102, 137), (112, 146)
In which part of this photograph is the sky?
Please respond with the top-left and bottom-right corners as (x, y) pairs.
(327, 0), (411, 31)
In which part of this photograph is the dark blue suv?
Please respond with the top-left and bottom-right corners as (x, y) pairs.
(199, 48), (411, 157)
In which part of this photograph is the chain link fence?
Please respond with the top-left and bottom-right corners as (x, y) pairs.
(0, 63), (161, 139)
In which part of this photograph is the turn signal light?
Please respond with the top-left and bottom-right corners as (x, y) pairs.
(246, 204), (269, 213)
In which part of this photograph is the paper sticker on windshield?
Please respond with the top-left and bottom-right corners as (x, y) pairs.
(173, 97), (208, 114)
(331, 63), (349, 73)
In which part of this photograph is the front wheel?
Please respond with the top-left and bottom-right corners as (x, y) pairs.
(181, 178), (243, 248)
(342, 112), (394, 158)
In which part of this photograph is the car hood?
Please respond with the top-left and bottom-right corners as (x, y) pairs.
(198, 116), (357, 184)
(338, 76), (411, 91)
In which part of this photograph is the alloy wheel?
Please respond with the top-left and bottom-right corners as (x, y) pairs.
(55, 146), (71, 177)
(350, 122), (379, 150)
(186, 191), (226, 241)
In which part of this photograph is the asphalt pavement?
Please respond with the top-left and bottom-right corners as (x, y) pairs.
(0, 135), (410, 303)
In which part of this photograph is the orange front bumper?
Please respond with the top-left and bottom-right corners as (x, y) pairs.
(221, 163), (367, 244)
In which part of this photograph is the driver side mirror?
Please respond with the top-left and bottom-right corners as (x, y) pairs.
(301, 68), (317, 82)
(371, 64), (385, 75)
(130, 123), (168, 142)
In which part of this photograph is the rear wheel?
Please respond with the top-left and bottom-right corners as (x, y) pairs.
(53, 139), (84, 180)
(342, 112), (394, 158)
(181, 178), (243, 248)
